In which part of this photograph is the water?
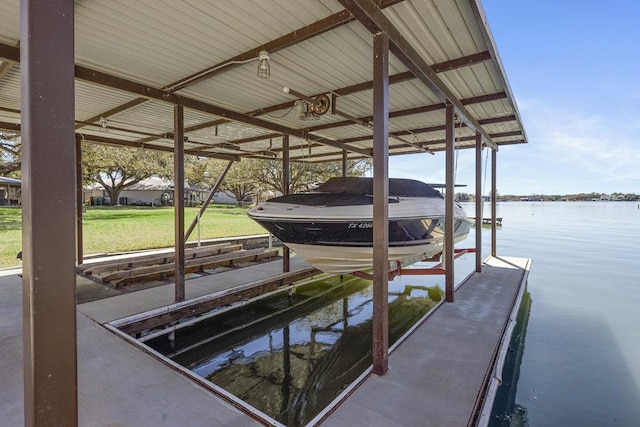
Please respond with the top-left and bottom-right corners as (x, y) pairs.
(465, 202), (640, 427)
(146, 274), (445, 426)
(148, 202), (640, 426)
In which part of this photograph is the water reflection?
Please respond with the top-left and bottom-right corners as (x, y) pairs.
(490, 288), (532, 427)
(147, 276), (442, 426)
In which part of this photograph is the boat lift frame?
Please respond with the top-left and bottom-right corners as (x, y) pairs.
(351, 248), (476, 282)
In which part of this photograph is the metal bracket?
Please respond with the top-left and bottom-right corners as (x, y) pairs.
(351, 248), (476, 281)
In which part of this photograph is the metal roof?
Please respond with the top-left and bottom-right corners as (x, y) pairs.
(0, 0), (527, 163)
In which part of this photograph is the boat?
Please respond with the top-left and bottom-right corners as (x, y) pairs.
(248, 176), (472, 274)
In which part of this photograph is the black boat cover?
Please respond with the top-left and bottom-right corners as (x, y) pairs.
(315, 177), (443, 198)
(269, 193), (380, 207)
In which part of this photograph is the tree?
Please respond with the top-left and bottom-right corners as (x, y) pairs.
(82, 143), (171, 205)
(183, 155), (234, 191)
(249, 158), (372, 194)
(456, 192), (472, 202)
(221, 163), (258, 205)
(0, 132), (21, 176)
(182, 156), (372, 205)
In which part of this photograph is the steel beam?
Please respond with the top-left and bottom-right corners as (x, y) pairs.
(337, 0), (497, 149)
(282, 134), (290, 273)
(444, 104), (455, 302)
(184, 160), (234, 241)
(73, 59), (374, 156)
(0, 119), (240, 161)
(135, 54), (489, 148)
(491, 149), (497, 257)
(174, 104), (185, 302)
(20, 0), (78, 424)
(297, 91), (506, 142)
(372, 31), (389, 376)
(0, 41), (504, 158)
(0, 41), (18, 81)
(342, 150), (348, 176)
(81, 132), (239, 161)
(76, 134), (84, 265)
(475, 131), (483, 272)
(161, 52), (492, 147)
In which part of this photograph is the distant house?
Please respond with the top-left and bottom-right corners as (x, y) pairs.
(598, 194), (620, 201)
(84, 175), (209, 207)
(0, 177), (21, 206)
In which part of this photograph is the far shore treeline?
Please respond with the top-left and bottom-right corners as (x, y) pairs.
(455, 192), (639, 202)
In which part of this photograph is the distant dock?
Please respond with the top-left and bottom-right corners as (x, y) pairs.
(470, 216), (503, 225)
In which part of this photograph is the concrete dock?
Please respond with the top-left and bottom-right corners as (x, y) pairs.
(0, 255), (530, 426)
(323, 256), (530, 426)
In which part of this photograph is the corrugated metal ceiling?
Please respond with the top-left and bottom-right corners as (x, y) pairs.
(0, 0), (527, 164)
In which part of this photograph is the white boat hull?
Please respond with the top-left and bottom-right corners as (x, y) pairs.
(248, 177), (472, 274)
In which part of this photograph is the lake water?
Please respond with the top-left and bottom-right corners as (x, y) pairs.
(146, 274), (445, 425)
(463, 202), (640, 427)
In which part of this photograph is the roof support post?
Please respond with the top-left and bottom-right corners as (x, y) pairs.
(174, 103), (185, 302)
(491, 149), (497, 257)
(342, 150), (348, 177)
(184, 160), (234, 242)
(475, 131), (482, 272)
(282, 134), (290, 273)
(76, 134), (84, 265)
(444, 104), (455, 302)
(20, 0), (78, 424)
(372, 31), (389, 376)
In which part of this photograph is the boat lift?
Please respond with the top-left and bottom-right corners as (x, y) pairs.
(351, 247), (476, 282)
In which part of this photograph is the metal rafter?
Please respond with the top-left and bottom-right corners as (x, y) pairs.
(76, 0), (412, 129)
(338, 0), (498, 149)
(77, 10), (356, 128)
(302, 91), (507, 136)
(0, 40), (496, 160)
(0, 42), (18, 81)
(0, 121), (240, 161)
(132, 51), (492, 148)
(192, 89), (506, 156)
(0, 42), (371, 157)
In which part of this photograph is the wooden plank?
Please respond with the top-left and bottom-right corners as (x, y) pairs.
(102, 248), (263, 282)
(106, 249), (277, 285)
(79, 243), (237, 275)
(77, 234), (279, 274)
(117, 266), (318, 335)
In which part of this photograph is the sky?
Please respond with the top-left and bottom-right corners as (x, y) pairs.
(389, 0), (640, 196)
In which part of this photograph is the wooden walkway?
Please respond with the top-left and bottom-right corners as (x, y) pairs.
(77, 235), (281, 288)
(79, 256), (314, 325)
(321, 256), (531, 427)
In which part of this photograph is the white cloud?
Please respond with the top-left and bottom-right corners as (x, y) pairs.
(520, 100), (640, 193)
(387, 97), (640, 195)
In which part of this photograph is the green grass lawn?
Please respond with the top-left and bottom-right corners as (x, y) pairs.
(0, 205), (266, 269)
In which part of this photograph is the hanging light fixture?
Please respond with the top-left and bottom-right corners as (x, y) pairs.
(166, 50), (272, 90)
(257, 50), (271, 79)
